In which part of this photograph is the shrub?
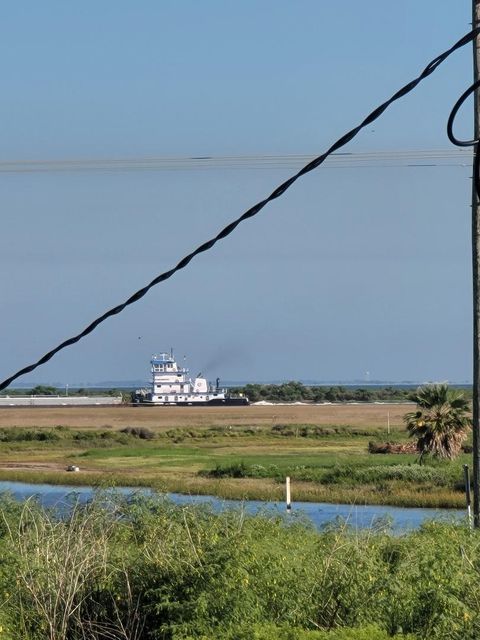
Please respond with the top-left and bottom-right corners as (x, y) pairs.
(120, 426), (155, 440)
(204, 461), (250, 478)
(321, 464), (450, 486)
(201, 462), (283, 480)
(272, 425), (372, 438)
(216, 623), (415, 640)
(368, 441), (417, 454)
(73, 430), (130, 446)
(0, 428), (60, 443)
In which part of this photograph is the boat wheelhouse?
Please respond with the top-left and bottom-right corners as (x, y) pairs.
(134, 351), (248, 406)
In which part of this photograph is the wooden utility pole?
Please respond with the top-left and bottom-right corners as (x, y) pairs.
(472, 0), (480, 528)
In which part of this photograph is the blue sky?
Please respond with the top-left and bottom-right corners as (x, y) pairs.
(0, 1), (475, 385)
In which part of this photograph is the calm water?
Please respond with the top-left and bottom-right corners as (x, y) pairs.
(0, 481), (466, 533)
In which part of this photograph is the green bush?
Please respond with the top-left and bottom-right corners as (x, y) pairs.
(210, 623), (415, 640)
(119, 426), (155, 440)
(203, 461), (251, 478)
(321, 464), (451, 486)
(271, 424), (372, 438)
(201, 462), (282, 479)
(0, 428), (60, 443)
(200, 461), (457, 488)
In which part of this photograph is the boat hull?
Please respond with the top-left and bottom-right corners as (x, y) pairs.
(134, 397), (249, 407)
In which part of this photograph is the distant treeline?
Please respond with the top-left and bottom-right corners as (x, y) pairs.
(2, 382), (472, 405)
(1, 385), (128, 400)
(234, 381), (472, 403)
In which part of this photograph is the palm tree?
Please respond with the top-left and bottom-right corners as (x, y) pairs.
(404, 383), (471, 463)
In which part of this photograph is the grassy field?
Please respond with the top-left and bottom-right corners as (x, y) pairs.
(0, 403), (472, 508)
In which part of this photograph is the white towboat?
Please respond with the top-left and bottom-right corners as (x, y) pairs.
(133, 351), (248, 406)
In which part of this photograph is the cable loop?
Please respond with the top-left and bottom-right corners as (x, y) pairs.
(1, 26), (480, 391)
(447, 80), (480, 147)
(447, 78), (480, 198)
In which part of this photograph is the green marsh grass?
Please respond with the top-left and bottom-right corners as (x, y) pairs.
(0, 423), (472, 508)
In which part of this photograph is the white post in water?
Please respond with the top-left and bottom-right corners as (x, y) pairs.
(286, 476), (292, 511)
(464, 464), (473, 529)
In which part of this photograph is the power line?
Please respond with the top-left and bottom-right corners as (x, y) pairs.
(1, 26), (479, 391)
(0, 149), (474, 173)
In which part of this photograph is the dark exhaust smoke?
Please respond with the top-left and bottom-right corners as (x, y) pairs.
(200, 344), (247, 376)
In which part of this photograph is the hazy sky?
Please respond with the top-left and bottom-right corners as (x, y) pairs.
(0, 1), (476, 385)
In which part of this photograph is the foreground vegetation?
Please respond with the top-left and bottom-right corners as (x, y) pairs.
(0, 492), (476, 639)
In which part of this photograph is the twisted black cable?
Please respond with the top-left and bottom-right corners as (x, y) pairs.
(1, 27), (479, 391)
